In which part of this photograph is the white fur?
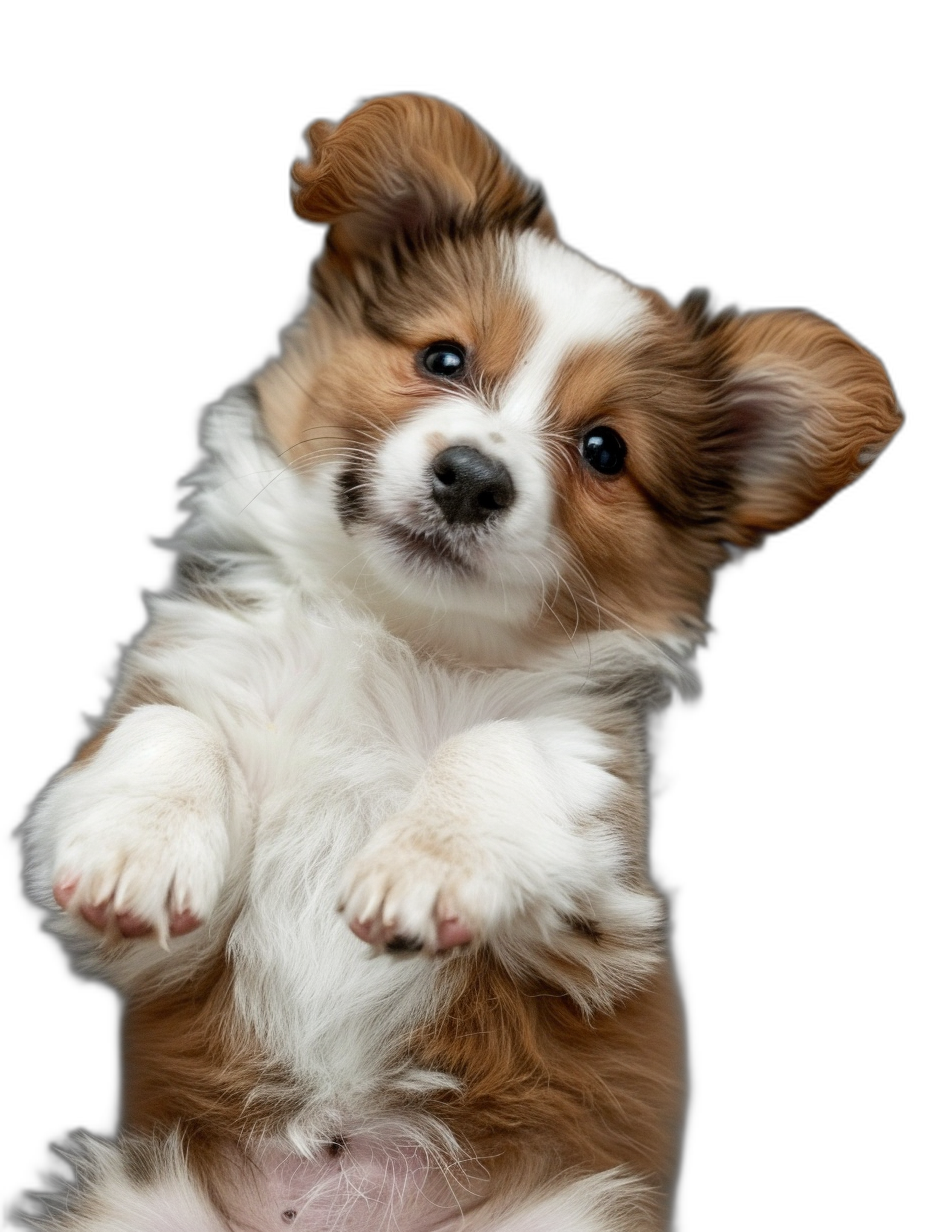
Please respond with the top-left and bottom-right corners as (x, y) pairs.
(342, 233), (648, 632)
(18, 1134), (226, 1232)
(340, 717), (656, 953)
(505, 232), (646, 426)
(477, 1171), (655, 1232)
(28, 705), (246, 963)
(359, 397), (560, 622)
(22, 1136), (649, 1232)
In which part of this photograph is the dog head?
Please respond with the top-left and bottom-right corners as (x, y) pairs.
(255, 95), (901, 653)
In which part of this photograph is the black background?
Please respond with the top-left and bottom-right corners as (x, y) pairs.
(7, 64), (916, 1232)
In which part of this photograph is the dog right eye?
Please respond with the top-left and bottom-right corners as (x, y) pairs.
(419, 342), (467, 379)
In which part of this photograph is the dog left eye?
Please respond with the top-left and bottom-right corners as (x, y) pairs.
(580, 426), (627, 476)
(419, 342), (467, 379)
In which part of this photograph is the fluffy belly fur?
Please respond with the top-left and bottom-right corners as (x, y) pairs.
(94, 598), (682, 1229)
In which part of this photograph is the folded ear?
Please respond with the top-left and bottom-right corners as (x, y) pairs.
(713, 309), (902, 541)
(290, 93), (556, 260)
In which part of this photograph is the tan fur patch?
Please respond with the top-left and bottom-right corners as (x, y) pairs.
(540, 292), (901, 640)
(122, 952), (295, 1138)
(256, 234), (538, 475)
(121, 951), (301, 1219)
(542, 307), (734, 640)
(291, 94), (556, 264)
(710, 308), (902, 536)
(409, 953), (684, 1222)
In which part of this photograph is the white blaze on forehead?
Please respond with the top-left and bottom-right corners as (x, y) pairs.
(502, 232), (648, 427)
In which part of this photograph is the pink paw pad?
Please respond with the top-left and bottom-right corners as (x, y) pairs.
(114, 910), (153, 938)
(52, 878), (203, 940)
(168, 908), (201, 937)
(347, 912), (472, 954)
(52, 878), (78, 910)
(79, 900), (111, 930)
(435, 916), (473, 950)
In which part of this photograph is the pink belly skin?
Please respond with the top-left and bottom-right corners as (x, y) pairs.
(223, 1134), (482, 1232)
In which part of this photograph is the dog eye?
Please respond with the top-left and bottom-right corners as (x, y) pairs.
(580, 426), (627, 476)
(419, 342), (467, 379)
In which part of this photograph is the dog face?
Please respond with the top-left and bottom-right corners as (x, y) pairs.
(256, 95), (900, 647)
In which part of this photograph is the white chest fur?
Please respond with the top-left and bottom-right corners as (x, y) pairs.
(138, 588), (619, 1115)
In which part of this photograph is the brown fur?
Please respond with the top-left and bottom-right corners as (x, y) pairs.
(545, 294), (901, 638)
(708, 308), (903, 538)
(117, 939), (682, 1227)
(291, 94), (556, 265)
(257, 231), (539, 468)
(121, 955), (286, 1138)
(411, 953), (685, 1222)
(544, 315), (735, 640)
(121, 952), (302, 1220)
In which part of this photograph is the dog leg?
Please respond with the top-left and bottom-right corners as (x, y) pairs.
(25, 705), (247, 976)
(18, 1133), (226, 1232)
(339, 718), (660, 972)
(472, 1168), (657, 1232)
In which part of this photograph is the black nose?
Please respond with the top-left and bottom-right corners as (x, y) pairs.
(430, 446), (515, 526)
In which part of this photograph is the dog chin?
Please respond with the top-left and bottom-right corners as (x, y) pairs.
(378, 520), (475, 578)
(352, 516), (545, 629)
(362, 522), (493, 610)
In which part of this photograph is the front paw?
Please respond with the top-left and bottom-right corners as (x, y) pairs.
(52, 796), (227, 945)
(30, 705), (237, 947)
(338, 824), (486, 955)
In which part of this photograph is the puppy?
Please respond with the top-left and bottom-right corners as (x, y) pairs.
(19, 95), (901, 1231)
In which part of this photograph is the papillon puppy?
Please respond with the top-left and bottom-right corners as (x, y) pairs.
(20, 94), (901, 1232)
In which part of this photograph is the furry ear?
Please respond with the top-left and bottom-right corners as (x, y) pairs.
(712, 309), (902, 541)
(290, 94), (556, 259)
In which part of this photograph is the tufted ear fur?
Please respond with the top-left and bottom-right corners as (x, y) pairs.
(290, 94), (556, 260)
(711, 308), (902, 542)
